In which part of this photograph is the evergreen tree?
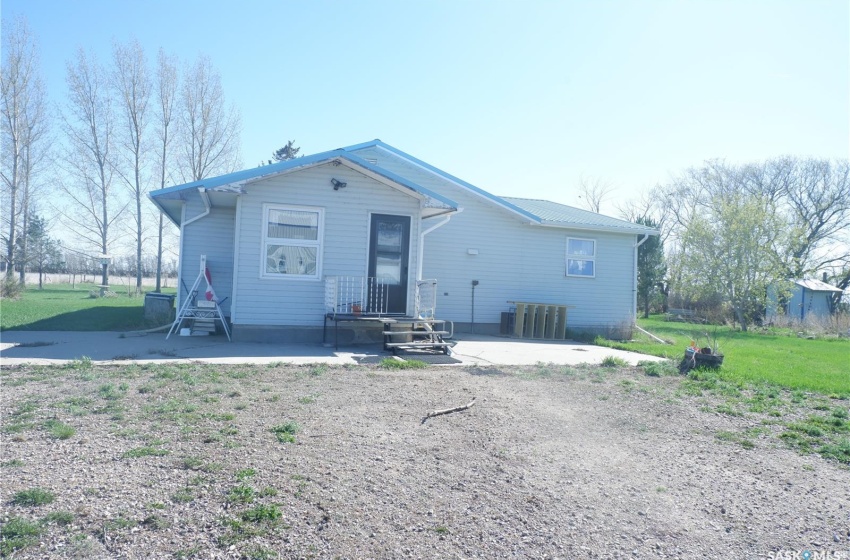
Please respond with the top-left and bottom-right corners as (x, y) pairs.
(272, 140), (300, 162)
(636, 216), (666, 318)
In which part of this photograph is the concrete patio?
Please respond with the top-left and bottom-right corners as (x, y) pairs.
(0, 330), (665, 367)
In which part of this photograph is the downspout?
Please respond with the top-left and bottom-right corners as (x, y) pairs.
(183, 188), (211, 227)
(417, 210), (458, 280)
(633, 234), (650, 323)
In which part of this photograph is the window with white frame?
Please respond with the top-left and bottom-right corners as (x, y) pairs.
(263, 205), (323, 279)
(566, 237), (595, 277)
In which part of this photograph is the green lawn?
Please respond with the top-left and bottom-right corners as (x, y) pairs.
(597, 316), (850, 396)
(0, 284), (176, 331)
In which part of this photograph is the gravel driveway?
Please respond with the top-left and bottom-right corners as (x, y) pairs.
(1, 362), (848, 559)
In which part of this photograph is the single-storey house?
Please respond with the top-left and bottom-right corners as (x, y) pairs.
(766, 278), (844, 323)
(149, 140), (657, 343)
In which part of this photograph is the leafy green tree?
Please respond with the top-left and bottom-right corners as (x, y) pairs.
(676, 192), (786, 331)
(272, 140), (300, 162)
(635, 216), (666, 318)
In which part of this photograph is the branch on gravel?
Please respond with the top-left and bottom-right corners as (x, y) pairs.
(421, 397), (476, 424)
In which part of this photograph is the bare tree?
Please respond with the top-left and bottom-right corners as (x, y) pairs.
(112, 38), (151, 294)
(60, 48), (124, 288)
(777, 158), (850, 279)
(178, 55), (241, 182)
(153, 49), (179, 292)
(576, 176), (614, 213)
(1, 16), (49, 282)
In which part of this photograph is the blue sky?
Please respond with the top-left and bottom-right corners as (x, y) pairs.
(4, 0), (848, 215)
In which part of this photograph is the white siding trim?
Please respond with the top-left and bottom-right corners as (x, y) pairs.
(177, 203), (186, 311)
(230, 197), (242, 323)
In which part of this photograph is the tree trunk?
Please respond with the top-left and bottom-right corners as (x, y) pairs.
(733, 306), (748, 332)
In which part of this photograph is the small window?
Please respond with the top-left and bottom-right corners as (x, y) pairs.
(566, 237), (595, 278)
(263, 205), (323, 279)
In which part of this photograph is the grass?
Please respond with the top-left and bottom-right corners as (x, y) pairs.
(271, 421), (299, 443)
(43, 419), (76, 439)
(379, 357), (428, 369)
(12, 488), (55, 506)
(0, 517), (43, 555)
(0, 283), (176, 331)
(596, 316), (850, 395)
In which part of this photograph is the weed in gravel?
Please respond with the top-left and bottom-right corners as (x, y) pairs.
(137, 384), (155, 394)
(12, 488), (55, 507)
(0, 459), (25, 468)
(180, 456), (205, 470)
(148, 502), (166, 510)
(259, 487), (278, 497)
(60, 396), (94, 416)
(174, 545), (202, 558)
(715, 430), (756, 450)
(308, 364), (328, 377)
(65, 356), (93, 371)
(715, 402), (744, 417)
(205, 412), (235, 421)
(227, 485), (256, 504)
(271, 421), (300, 443)
(435, 525), (450, 535)
(618, 379), (636, 392)
(243, 545), (278, 560)
(141, 513), (171, 530)
(639, 360), (678, 377)
(98, 383), (126, 401)
(41, 511), (74, 526)
(601, 355), (629, 368)
(818, 438), (850, 463)
(43, 419), (76, 439)
(298, 394), (319, 404)
(0, 516), (43, 555)
(234, 402), (248, 410)
(171, 488), (196, 504)
(235, 468), (256, 481)
(217, 518), (265, 546)
(2, 421), (33, 434)
(379, 357), (427, 369)
(241, 504), (282, 523)
(122, 446), (169, 459)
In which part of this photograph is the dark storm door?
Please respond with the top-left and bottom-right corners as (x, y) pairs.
(368, 214), (410, 314)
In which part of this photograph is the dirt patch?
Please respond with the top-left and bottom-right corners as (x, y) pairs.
(1, 362), (848, 558)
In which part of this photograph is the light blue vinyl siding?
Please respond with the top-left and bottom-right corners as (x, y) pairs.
(350, 146), (638, 329)
(233, 163), (421, 326)
(179, 199), (236, 317)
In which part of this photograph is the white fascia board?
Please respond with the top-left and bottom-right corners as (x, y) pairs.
(535, 221), (660, 236)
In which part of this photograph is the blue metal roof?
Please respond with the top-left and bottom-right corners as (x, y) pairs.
(149, 148), (458, 210)
(502, 197), (658, 234)
(341, 140), (542, 223)
(342, 140), (656, 235)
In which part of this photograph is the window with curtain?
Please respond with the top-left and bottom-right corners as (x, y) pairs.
(263, 205), (323, 279)
(566, 237), (595, 277)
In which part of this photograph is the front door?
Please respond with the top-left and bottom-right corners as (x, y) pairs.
(368, 214), (410, 314)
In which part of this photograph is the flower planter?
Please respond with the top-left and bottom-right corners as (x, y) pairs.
(680, 347), (724, 372)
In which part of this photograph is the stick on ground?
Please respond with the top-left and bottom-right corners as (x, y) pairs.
(421, 397), (476, 424)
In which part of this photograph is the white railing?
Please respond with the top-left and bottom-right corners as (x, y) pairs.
(325, 276), (390, 316)
(325, 276), (440, 319)
(415, 279), (437, 319)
